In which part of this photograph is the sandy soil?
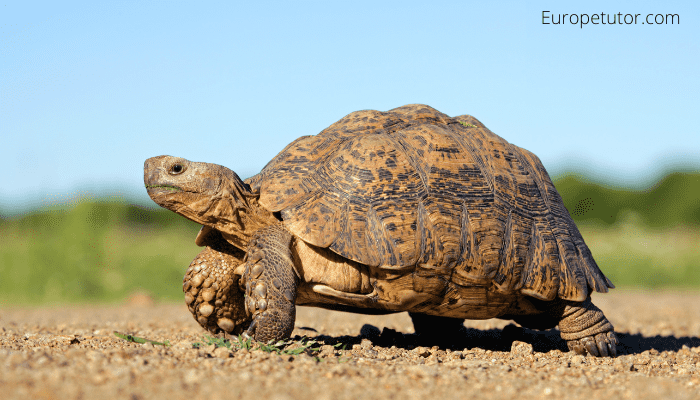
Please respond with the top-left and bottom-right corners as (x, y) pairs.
(2, 290), (700, 400)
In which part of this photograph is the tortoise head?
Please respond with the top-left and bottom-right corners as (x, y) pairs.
(144, 155), (258, 249)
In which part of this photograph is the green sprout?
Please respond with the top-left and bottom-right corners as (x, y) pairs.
(113, 331), (171, 347)
(192, 334), (342, 356)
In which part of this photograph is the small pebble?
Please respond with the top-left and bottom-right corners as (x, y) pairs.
(213, 347), (231, 359)
(570, 355), (586, 366)
(510, 341), (534, 356)
(413, 347), (431, 358)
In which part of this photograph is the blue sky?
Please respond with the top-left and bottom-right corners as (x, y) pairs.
(1, 1), (698, 213)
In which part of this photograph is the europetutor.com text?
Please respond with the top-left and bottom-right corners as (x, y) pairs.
(542, 11), (679, 28)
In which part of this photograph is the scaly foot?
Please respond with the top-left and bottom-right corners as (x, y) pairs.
(558, 296), (618, 357)
(183, 246), (250, 335)
(240, 225), (298, 342)
(567, 331), (618, 357)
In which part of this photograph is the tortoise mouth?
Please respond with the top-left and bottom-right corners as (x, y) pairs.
(145, 184), (182, 193)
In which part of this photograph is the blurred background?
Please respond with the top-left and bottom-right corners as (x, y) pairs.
(1, 1), (698, 305)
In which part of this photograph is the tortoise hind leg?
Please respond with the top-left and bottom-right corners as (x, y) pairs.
(558, 296), (618, 357)
(241, 225), (299, 342)
(409, 312), (465, 345)
(513, 296), (618, 357)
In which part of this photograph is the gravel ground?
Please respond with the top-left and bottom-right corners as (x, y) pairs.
(2, 290), (700, 400)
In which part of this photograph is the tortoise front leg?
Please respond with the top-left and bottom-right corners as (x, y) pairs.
(241, 225), (299, 342)
(183, 246), (250, 336)
(558, 297), (618, 357)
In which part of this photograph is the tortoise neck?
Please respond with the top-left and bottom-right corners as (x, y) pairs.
(212, 173), (280, 250)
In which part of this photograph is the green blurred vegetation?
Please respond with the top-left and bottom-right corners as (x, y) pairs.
(555, 171), (700, 227)
(0, 171), (698, 305)
(577, 214), (699, 289)
(554, 171), (700, 289)
(0, 201), (201, 306)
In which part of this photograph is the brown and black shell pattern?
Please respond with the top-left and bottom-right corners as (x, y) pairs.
(251, 104), (613, 303)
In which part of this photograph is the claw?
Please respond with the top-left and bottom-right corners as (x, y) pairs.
(243, 320), (257, 339)
(607, 332), (618, 357)
(245, 295), (255, 315)
(582, 337), (600, 357)
(567, 331), (618, 357)
(595, 334), (609, 357)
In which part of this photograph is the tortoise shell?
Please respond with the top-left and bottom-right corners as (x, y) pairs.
(249, 104), (612, 303)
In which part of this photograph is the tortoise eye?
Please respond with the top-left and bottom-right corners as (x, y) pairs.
(170, 163), (185, 175)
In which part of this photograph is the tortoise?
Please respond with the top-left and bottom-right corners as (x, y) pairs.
(144, 104), (618, 357)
